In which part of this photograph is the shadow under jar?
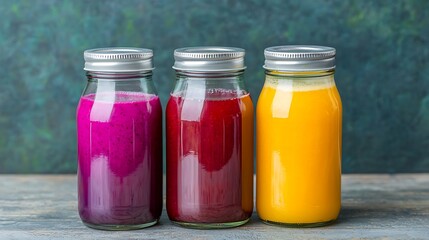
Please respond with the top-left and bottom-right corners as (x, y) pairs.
(76, 48), (162, 230)
(166, 47), (254, 229)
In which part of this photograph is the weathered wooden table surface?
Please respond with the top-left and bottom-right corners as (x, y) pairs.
(0, 174), (428, 240)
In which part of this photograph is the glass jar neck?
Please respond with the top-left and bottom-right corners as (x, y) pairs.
(265, 69), (335, 79)
(86, 71), (153, 81)
(264, 69), (335, 91)
(175, 69), (244, 78)
(172, 71), (247, 99)
(82, 71), (157, 97)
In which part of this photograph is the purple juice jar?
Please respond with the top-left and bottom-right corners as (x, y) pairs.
(76, 48), (162, 230)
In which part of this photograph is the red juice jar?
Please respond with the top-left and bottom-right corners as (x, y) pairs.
(166, 47), (254, 229)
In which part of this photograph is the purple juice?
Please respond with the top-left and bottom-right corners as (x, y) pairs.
(76, 91), (162, 227)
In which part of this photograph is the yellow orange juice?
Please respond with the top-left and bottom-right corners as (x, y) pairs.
(256, 73), (342, 225)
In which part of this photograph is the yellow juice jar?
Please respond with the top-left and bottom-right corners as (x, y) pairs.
(256, 45), (342, 227)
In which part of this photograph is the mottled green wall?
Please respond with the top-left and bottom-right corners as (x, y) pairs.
(0, 0), (428, 173)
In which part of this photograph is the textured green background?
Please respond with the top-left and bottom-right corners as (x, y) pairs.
(0, 0), (428, 173)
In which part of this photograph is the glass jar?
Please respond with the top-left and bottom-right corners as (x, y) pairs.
(166, 47), (254, 229)
(76, 48), (162, 230)
(256, 46), (342, 227)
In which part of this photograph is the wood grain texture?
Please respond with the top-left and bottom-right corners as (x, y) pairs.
(0, 174), (428, 239)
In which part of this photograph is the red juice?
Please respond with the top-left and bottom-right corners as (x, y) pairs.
(166, 90), (254, 224)
(76, 91), (162, 227)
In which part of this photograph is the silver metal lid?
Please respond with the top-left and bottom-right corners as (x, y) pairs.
(84, 47), (154, 72)
(264, 45), (336, 71)
(173, 46), (246, 72)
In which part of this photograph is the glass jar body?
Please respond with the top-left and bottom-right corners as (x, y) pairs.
(76, 72), (162, 230)
(256, 71), (342, 227)
(166, 73), (254, 229)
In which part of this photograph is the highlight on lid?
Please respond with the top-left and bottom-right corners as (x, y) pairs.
(84, 47), (154, 72)
(173, 46), (246, 72)
(264, 45), (336, 71)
